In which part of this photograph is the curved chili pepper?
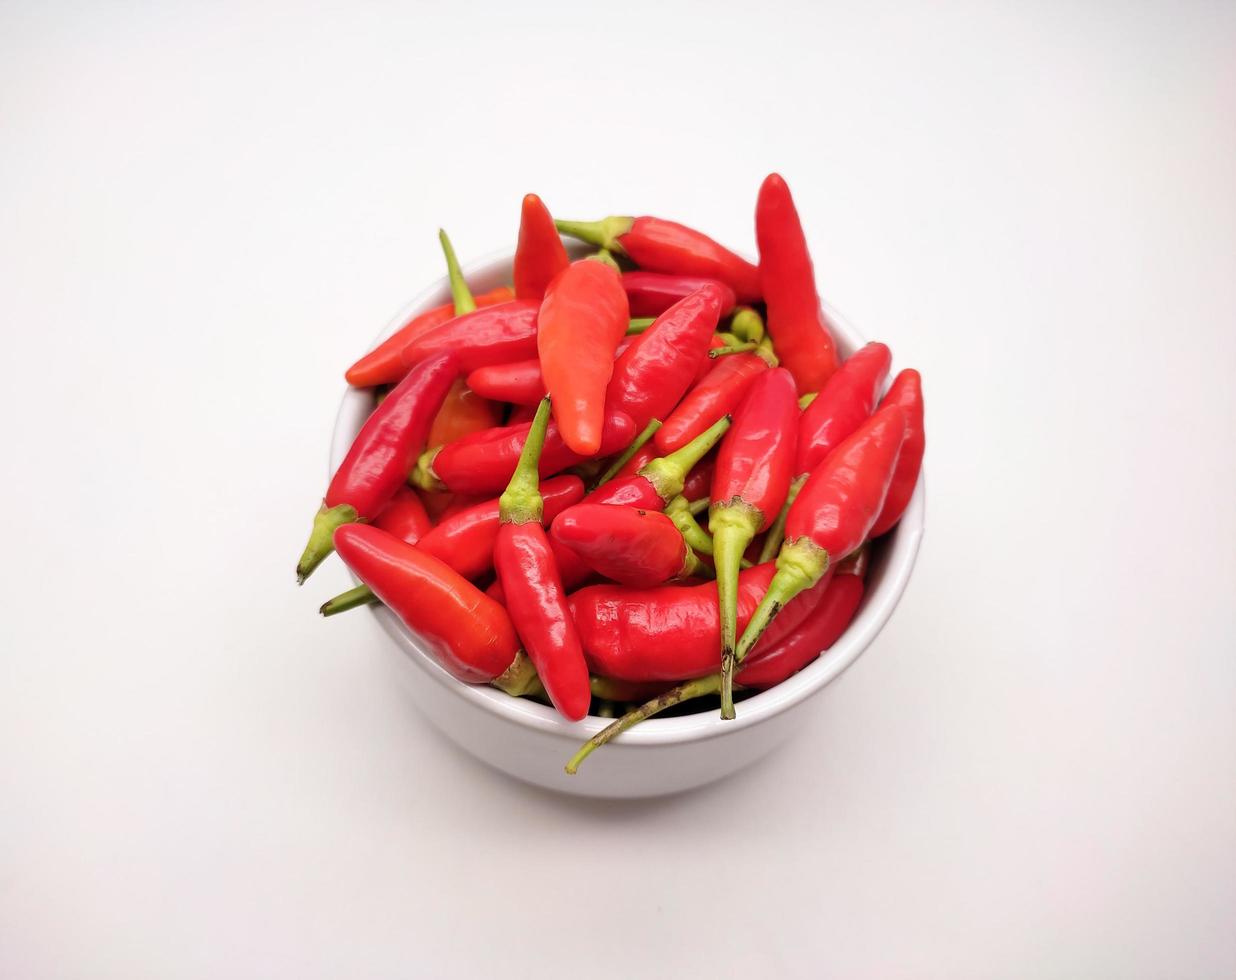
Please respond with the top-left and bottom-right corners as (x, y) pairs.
(537, 260), (630, 455)
(708, 368), (800, 716)
(466, 359), (546, 406)
(297, 351), (458, 583)
(869, 369), (925, 538)
(568, 562), (819, 683)
(420, 410), (636, 496)
(551, 503), (704, 588)
(620, 271), (737, 318)
(564, 553), (864, 773)
(494, 399), (591, 720)
(655, 347), (774, 455)
(514, 193), (570, 300)
(755, 173), (840, 393)
(427, 378), (501, 448)
(556, 215), (761, 304)
(605, 283), (727, 431)
(319, 476), (584, 617)
(727, 403), (907, 711)
(332, 523), (538, 693)
(737, 548), (867, 688)
(681, 456), (715, 504)
(760, 342), (891, 563)
(400, 299), (541, 373)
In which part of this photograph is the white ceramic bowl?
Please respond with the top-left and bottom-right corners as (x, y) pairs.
(330, 246), (925, 798)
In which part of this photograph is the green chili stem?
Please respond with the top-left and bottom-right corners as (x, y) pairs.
(757, 475), (805, 564)
(554, 216), (633, 253)
(319, 583), (378, 616)
(710, 504), (762, 720)
(729, 307), (766, 344)
(709, 342), (759, 358)
(626, 317), (657, 335)
(688, 496), (711, 516)
(438, 229), (476, 315)
(639, 415), (731, 502)
(498, 398), (552, 525)
(593, 419), (662, 490)
(798, 392), (818, 410)
(565, 674), (723, 774)
(296, 503), (359, 584)
(587, 249), (621, 272)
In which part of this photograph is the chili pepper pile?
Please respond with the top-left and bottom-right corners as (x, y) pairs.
(300, 176), (926, 774)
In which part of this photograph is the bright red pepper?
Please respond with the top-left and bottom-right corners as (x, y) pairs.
(616, 444), (658, 481)
(537, 260), (630, 455)
(427, 378), (501, 448)
(620, 271), (736, 318)
(344, 287), (513, 388)
(795, 342), (892, 476)
(400, 300), (541, 374)
(869, 370), (925, 538)
(681, 456), (715, 504)
(494, 399), (591, 720)
(605, 283), (727, 431)
(551, 503), (703, 587)
(568, 563), (819, 683)
(421, 410), (636, 496)
(727, 403), (906, 712)
(708, 367), (800, 715)
(557, 215), (761, 304)
(737, 549), (867, 688)
(418, 475), (584, 580)
(755, 173), (840, 393)
(298, 351), (458, 583)
(514, 193), (570, 300)
(466, 359), (546, 406)
(655, 348), (774, 455)
(332, 523), (538, 692)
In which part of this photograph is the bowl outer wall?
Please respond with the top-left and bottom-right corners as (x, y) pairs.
(327, 245), (925, 797)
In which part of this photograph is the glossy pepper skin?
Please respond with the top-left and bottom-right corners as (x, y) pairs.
(605, 283), (728, 431)
(868, 369), (925, 538)
(466, 359), (546, 406)
(620, 271), (736, 318)
(569, 563), (819, 682)
(495, 399), (591, 720)
(427, 378), (501, 448)
(738, 550), (866, 688)
(551, 504), (702, 588)
(727, 403), (906, 711)
(795, 342), (892, 476)
(344, 287), (512, 388)
(708, 367), (800, 717)
(332, 523), (526, 686)
(418, 475), (584, 580)
(400, 300), (541, 374)
(655, 350), (772, 455)
(556, 216), (761, 304)
(537, 260), (630, 455)
(514, 193), (570, 300)
(423, 410), (635, 496)
(297, 351), (458, 583)
(373, 486), (432, 543)
(755, 173), (840, 393)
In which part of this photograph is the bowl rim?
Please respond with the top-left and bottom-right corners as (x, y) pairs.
(330, 245), (925, 745)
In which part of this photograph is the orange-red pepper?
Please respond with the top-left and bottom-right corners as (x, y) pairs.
(514, 193), (570, 300)
(427, 378), (501, 448)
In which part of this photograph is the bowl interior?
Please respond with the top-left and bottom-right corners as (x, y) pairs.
(330, 245), (925, 742)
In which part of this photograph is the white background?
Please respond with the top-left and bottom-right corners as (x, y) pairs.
(3, 2), (1234, 977)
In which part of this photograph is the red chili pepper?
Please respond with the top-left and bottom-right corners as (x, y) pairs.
(344, 287), (513, 388)
(400, 299), (541, 374)
(615, 444), (658, 481)
(868, 370), (925, 538)
(419, 475), (584, 580)
(569, 563), (819, 683)
(551, 503), (703, 587)
(422, 410), (636, 496)
(514, 193), (570, 300)
(795, 342), (892, 476)
(605, 283), (727, 431)
(727, 403), (907, 713)
(298, 351), (458, 583)
(427, 378), (501, 448)
(620, 271), (737, 318)
(737, 549), (867, 688)
(332, 523), (538, 693)
(681, 456), (715, 503)
(373, 485), (432, 542)
(537, 260), (630, 455)
(655, 348), (774, 455)
(557, 215), (761, 304)
(494, 399), (591, 720)
(708, 367), (800, 712)
(466, 359), (546, 406)
(755, 173), (840, 393)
